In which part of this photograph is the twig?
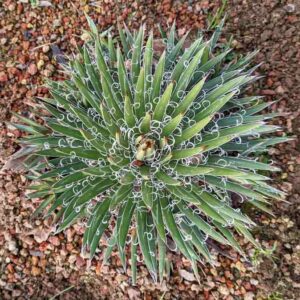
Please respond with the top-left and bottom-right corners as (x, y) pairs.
(49, 285), (75, 300)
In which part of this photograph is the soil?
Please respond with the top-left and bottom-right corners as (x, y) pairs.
(0, 0), (299, 299)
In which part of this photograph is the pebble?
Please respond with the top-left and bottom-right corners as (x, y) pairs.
(27, 63), (38, 75)
(244, 292), (255, 300)
(42, 45), (50, 53)
(49, 236), (60, 246)
(37, 60), (44, 70)
(276, 85), (285, 94)
(179, 269), (196, 282)
(285, 4), (296, 13)
(75, 255), (85, 268)
(0, 71), (8, 82)
(31, 266), (41, 276)
(7, 240), (17, 252)
(250, 279), (259, 286)
(1, 38), (7, 45)
(218, 285), (230, 296)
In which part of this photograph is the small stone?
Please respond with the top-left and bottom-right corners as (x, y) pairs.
(53, 19), (61, 27)
(250, 279), (259, 286)
(235, 261), (246, 273)
(28, 63), (38, 75)
(0, 71), (8, 82)
(7, 240), (17, 252)
(49, 236), (60, 246)
(6, 264), (14, 273)
(31, 266), (41, 276)
(37, 60), (44, 70)
(127, 288), (140, 300)
(1, 38), (7, 45)
(275, 85), (285, 94)
(8, 3), (16, 11)
(42, 45), (50, 53)
(12, 289), (22, 297)
(75, 255), (85, 268)
(81, 32), (91, 42)
(218, 285), (230, 296)
(32, 256), (39, 266)
(23, 41), (30, 50)
(116, 274), (128, 283)
(22, 236), (34, 246)
(179, 269), (196, 282)
(20, 249), (28, 257)
(244, 292), (255, 300)
(42, 69), (53, 77)
(285, 4), (295, 13)
(261, 89), (276, 96)
(191, 284), (202, 292)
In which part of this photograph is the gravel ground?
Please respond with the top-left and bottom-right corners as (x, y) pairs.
(0, 0), (299, 299)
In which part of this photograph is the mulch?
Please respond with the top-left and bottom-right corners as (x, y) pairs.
(0, 0), (299, 299)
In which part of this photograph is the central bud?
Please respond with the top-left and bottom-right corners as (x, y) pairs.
(135, 135), (156, 161)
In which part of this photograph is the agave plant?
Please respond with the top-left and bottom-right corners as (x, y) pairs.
(14, 17), (289, 283)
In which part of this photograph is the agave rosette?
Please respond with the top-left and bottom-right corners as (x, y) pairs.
(15, 18), (289, 282)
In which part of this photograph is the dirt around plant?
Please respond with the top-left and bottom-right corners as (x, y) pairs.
(0, 0), (299, 299)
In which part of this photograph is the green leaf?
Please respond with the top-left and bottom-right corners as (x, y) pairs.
(118, 24), (130, 57)
(171, 164), (213, 176)
(139, 112), (151, 133)
(176, 200), (227, 244)
(100, 103), (119, 135)
(170, 146), (205, 160)
(33, 194), (54, 217)
(110, 184), (133, 209)
(39, 161), (87, 179)
(157, 235), (166, 283)
(172, 47), (205, 102)
(179, 218), (213, 263)
(151, 199), (166, 243)
(12, 113), (48, 134)
(117, 48), (133, 101)
(166, 31), (189, 69)
(136, 203), (157, 279)
(117, 195), (135, 267)
(204, 176), (266, 202)
(73, 76), (101, 114)
(235, 223), (261, 249)
(52, 170), (88, 189)
(37, 147), (103, 160)
(131, 230), (138, 285)
(213, 221), (245, 256)
(161, 113), (184, 136)
(141, 181), (153, 208)
(171, 38), (205, 83)
(194, 90), (237, 122)
(100, 74), (123, 120)
(153, 82), (173, 121)
(83, 47), (102, 97)
(174, 115), (212, 145)
(160, 197), (195, 260)
(171, 77), (206, 117)
(63, 179), (114, 220)
(107, 34), (117, 64)
(131, 26), (144, 85)
(192, 186), (254, 225)
(151, 51), (166, 103)
(134, 67), (145, 119)
(83, 197), (111, 256)
(156, 170), (181, 186)
(144, 32), (153, 104)
(124, 96), (136, 128)
(47, 122), (83, 141)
